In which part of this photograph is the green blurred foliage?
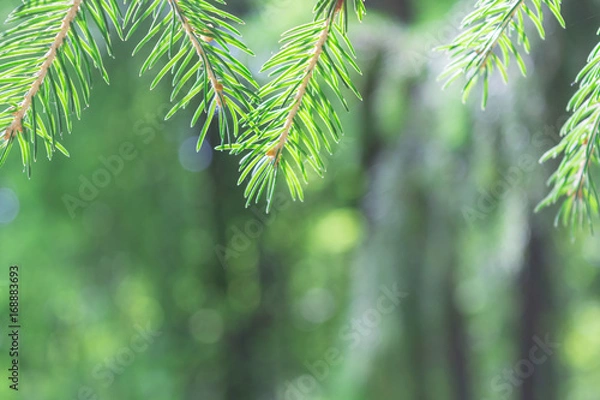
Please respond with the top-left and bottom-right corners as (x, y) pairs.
(1, 1), (600, 400)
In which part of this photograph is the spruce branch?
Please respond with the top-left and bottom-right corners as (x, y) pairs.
(437, 0), (564, 108)
(0, 0), (122, 175)
(168, 0), (223, 108)
(4, 0), (81, 142)
(271, 11), (333, 163)
(222, 0), (364, 211)
(126, 0), (258, 147)
(537, 31), (600, 229)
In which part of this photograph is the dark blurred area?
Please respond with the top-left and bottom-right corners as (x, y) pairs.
(1, 0), (600, 399)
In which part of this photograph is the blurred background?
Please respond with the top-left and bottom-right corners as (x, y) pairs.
(1, 0), (600, 399)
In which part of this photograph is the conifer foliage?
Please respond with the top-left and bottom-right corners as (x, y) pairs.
(537, 33), (600, 227)
(221, 0), (365, 210)
(438, 0), (564, 109)
(125, 0), (258, 145)
(0, 0), (122, 175)
(439, 0), (600, 228)
(7, 0), (600, 227)
(0, 0), (365, 211)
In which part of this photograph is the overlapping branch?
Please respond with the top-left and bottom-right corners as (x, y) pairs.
(538, 32), (600, 228)
(438, 0), (564, 108)
(0, 0), (368, 211)
(0, 0), (121, 175)
(126, 0), (258, 147)
(223, 0), (365, 211)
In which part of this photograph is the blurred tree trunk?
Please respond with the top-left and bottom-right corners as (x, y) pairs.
(223, 254), (280, 400)
(206, 124), (290, 399)
(516, 1), (598, 398)
(371, 0), (413, 22)
(191, 132), (284, 400)
(518, 219), (555, 400)
(444, 243), (472, 400)
(402, 187), (431, 400)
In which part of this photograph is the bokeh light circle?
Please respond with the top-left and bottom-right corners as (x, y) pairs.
(0, 188), (19, 224)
